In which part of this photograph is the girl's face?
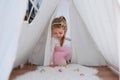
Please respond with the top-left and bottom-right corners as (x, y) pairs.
(52, 28), (65, 40)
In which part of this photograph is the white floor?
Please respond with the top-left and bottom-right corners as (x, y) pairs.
(14, 64), (100, 80)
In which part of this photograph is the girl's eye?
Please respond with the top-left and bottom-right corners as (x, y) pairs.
(54, 33), (57, 34)
(59, 32), (62, 34)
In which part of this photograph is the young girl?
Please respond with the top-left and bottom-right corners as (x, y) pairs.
(51, 16), (72, 66)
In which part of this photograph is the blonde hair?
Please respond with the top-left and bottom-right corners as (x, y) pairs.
(51, 16), (67, 47)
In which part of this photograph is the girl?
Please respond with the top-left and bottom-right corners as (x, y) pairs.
(51, 16), (72, 66)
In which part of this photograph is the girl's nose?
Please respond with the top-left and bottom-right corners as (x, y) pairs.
(57, 34), (60, 37)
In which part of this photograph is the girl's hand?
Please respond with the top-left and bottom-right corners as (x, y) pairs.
(49, 64), (56, 67)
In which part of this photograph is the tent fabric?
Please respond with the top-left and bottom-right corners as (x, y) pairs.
(115, 0), (120, 73)
(0, 0), (27, 80)
(69, 0), (106, 65)
(73, 0), (119, 70)
(118, 0), (120, 5)
(110, 0), (120, 74)
(0, 0), (119, 80)
(14, 0), (61, 67)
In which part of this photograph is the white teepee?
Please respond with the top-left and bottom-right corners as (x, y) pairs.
(0, 0), (119, 80)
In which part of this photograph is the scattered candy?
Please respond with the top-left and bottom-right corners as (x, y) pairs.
(80, 73), (85, 76)
(58, 69), (62, 72)
(74, 68), (80, 72)
(64, 65), (69, 68)
(40, 68), (45, 73)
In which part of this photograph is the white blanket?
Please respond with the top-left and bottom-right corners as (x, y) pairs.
(14, 64), (100, 80)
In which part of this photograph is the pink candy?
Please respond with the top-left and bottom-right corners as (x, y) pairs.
(80, 73), (85, 76)
(58, 69), (62, 72)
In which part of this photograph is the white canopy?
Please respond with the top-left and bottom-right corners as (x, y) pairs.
(0, 0), (119, 80)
